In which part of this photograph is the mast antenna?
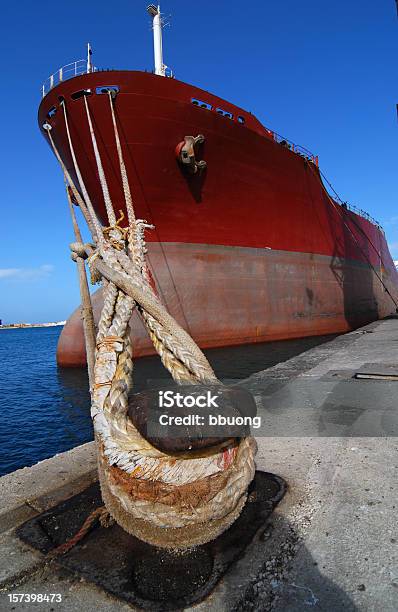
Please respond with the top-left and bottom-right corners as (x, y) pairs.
(147, 4), (169, 76)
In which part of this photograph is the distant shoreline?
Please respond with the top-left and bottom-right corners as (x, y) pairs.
(0, 322), (65, 330)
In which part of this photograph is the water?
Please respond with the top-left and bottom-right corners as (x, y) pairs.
(0, 326), (336, 477)
(0, 327), (91, 478)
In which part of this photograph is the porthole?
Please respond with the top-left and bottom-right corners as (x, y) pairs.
(95, 85), (120, 95)
(71, 89), (92, 100)
(216, 108), (233, 120)
(191, 98), (212, 110)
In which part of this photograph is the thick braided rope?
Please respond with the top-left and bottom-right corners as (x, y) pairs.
(82, 243), (253, 482)
(92, 253), (163, 456)
(84, 96), (116, 227)
(107, 91), (155, 277)
(140, 310), (198, 383)
(90, 250), (252, 474)
(107, 329), (134, 418)
(90, 256), (240, 464)
(97, 281), (119, 343)
(60, 102), (103, 241)
(108, 91), (136, 228)
(142, 311), (198, 384)
(107, 291), (135, 340)
(91, 276), (251, 482)
(51, 97), (257, 535)
(89, 243), (239, 464)
(50, 104), (255, 480)
(111, 243), (204, 383)
(88, 250), (253, 494)
(107, 248), (217, 390)
(129, 220), (154, 282)
(101, 437), (257, 528)
(111, 247), (217, 380)
(89, 239), (160, 457)
(95, 292), (191, 458)
(96, 250), (137, 429)
(94, 398), (241, 481)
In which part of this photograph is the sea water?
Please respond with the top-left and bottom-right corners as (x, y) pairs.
(0, 326), (336, 476)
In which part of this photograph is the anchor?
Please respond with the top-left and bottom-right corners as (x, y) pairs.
(175, 134), (207, 175)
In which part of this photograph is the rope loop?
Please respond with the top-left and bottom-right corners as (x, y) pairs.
(86, 251), (102, 284)
(48, 90), (256, 547)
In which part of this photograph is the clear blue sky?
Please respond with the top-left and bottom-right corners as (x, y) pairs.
(0, 1), (397, 324)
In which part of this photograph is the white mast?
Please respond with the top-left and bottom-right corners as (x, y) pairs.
(147, 4), (166, 76)
(87, 43), (93, 73)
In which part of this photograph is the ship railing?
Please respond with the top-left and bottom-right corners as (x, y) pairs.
(272, 131), (319, 166)
(41, 60), (97, 98)
(328, 193), (384, 233)
(340, 202), (384, 233)
(273, 130), (383, 233)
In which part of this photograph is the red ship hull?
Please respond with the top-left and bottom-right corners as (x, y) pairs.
(38, 71), (398, 366)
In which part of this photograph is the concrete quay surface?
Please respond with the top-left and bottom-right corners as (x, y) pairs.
(0, 318), (397, 611)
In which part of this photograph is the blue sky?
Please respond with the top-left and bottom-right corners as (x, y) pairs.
(0, 0), (397, 324)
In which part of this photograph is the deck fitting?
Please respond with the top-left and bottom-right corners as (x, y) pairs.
(354, 363), (398, 381)
(16, 471), (286, 610)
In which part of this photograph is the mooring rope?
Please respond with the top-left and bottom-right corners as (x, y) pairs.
(60, 101), (103, 241)
(107, 91), (136, 228)
(65, 182), (96, 388)
(47, 506), (113, 559)
(44, 93), (256, 545)
(83, 96), (116, 227)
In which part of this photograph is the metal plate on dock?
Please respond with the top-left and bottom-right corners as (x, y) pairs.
(354, 363), (398, 381)
(16, 471), (286, 611)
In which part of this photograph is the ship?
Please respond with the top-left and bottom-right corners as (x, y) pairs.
(38, 4), (398, 367)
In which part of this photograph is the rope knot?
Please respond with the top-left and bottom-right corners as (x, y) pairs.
(103, 209), (129, 250)
(87, 251), (102, 284)
(70, 241), (88, 259)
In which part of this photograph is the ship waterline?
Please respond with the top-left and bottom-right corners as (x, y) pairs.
(57, 242), (390, 367)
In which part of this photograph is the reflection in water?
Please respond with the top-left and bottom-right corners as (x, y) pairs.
(56, 367), (92, 443)
(0, 326), (337, 476)
(57, 367), (91, 408)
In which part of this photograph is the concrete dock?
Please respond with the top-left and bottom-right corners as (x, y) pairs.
(0, 318), (397, 611)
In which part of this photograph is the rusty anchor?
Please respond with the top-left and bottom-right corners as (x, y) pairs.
(175, 134), (207, 175)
